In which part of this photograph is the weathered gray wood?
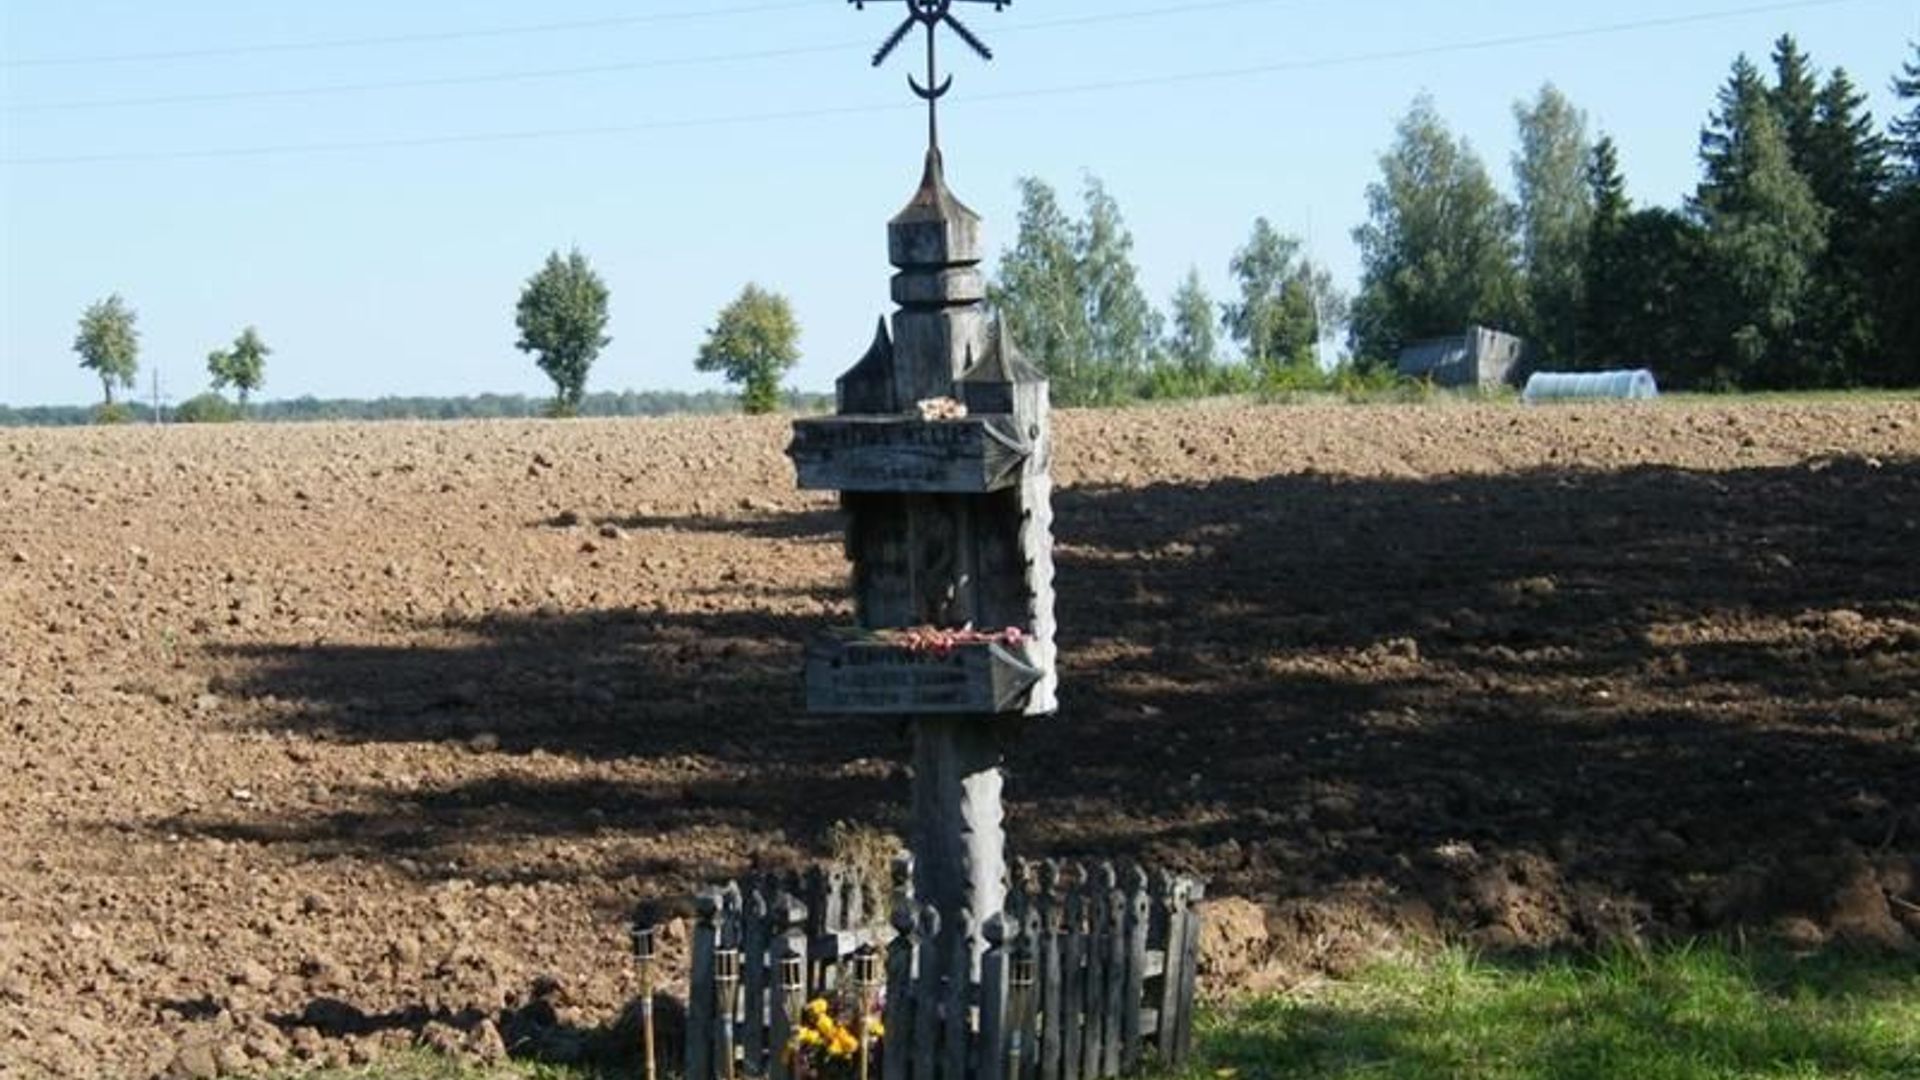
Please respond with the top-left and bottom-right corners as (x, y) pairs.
(1079, 874), (1107, 1080)
(838, 318), (897, 415)
(1100, 879), (1126, 1078)
(913, 906), (943, 1080)
(1017, 905), (1044, 1080)
(743, 888), (770, 1075)
(1152, 874), (1184, 1064)
(941, 910), (974, 1080)
(844, 495), (916, 630)
(689, 890), (720, 1080)
(1035, 863), (1063, 1080)
(770, 939), (799, 1080)
(911, 720), (1007, 937)
(806, 635), (1043, 716)
(961, 321), (1057, 716)
(844, 864), (866, 931)
(791, 415), (1033, 494)
(1060, 879), (1086, 1080)
(884, 899), (919, 1080)
(890, 305), (988, 409)
(978, 914), (1011, 1080)
(1174, 882), (1203, 1064)
(1121, 872), (1150, 1073)
(826, 867), (849, 935)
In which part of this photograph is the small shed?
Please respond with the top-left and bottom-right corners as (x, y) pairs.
(1396, 326), (1527, 389)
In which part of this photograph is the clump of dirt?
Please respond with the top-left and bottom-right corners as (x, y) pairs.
(1, 401), (1917, 1076)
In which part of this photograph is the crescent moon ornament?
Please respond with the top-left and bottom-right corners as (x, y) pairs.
(909, 74), (955, 101)
(852, 0), (1009, 152)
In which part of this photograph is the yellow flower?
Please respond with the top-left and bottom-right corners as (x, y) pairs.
(807, 998), (830, 1017)
(797, 1028), (823, 1047)
(869, 1019), (886, 1039)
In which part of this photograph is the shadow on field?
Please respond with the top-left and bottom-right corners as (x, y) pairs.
(198, 456), (1920, 948)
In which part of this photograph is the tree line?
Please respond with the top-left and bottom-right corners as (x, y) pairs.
(1347, 36), (1920, 391)
(0, 389), (831, 428)
(38, 34), (1919, 425)
(994, 36), (1920, 399)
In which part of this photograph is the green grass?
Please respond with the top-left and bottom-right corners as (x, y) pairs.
(262, 1051), (604, 1079)
(1183, 945), (1920, 1080)
(274, 945), (1920, 1080)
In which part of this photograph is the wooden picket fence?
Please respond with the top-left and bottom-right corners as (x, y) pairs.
(685, 860), (1204, 1080)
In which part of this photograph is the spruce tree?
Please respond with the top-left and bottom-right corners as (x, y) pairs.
(1802, 68), (1890, 382)
(1581, 135), (1631, 367)
(1880, 44), (1920, 383)
(1770, 35), (1821, 171)
(1892, 42), (1920, 176)
(1695, 56), (1830, 388)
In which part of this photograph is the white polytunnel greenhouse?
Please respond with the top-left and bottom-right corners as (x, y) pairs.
(1522, 369), (1660, 403)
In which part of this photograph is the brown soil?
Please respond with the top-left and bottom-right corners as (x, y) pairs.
(2, 401), (1917, 1076)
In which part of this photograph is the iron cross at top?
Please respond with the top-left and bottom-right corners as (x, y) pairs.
(851, 0), (1010, 151)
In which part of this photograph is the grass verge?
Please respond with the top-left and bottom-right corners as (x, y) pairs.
(1184, 945), (1920, 1080)
(269, 944), (1920, 1079)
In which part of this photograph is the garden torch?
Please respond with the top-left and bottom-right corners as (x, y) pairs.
(630, 921), (658, 1080)
(853, 947), (883, 1080)
(716, 947), (742, 1080)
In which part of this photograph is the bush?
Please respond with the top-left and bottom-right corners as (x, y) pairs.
(172, 392), (240, 424)
(91, 402), (135, 425)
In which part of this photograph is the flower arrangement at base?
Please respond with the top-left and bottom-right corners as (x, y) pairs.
(786, 996), (883, 1080)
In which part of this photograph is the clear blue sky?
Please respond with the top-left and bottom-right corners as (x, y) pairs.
(2, 0), (1915, 407)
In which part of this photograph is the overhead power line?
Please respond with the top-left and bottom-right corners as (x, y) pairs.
(1, 0), (1889, 167)
(7, 0), (1297, 113)
(0, 1), (819, 69)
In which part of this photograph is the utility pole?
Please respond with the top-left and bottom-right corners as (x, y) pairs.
(150, 368), (167, 425)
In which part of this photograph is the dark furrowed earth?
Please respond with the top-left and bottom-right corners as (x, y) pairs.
(2, 401), (1917, 1076)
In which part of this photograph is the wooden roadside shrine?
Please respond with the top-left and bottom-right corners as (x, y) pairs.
(670, 5), (1203, 1079)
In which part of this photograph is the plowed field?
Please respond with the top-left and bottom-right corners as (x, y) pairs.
(3, 401), (1917, 1076)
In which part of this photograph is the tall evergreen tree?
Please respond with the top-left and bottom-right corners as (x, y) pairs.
(1695, 55), (1830, 387)
(1350, 96), (1521, 364)
(1802, 68), (1890, 382)
(1582, 135), (1632, 366)
(1880, 44), (1920, 383)
(1588, 136), (1630, 230)
(1581, 138), (1714, 380)
(1513, 83), (1594, 367)
(1770, 35), (1821, 171)
(1806, 69), (1887, 222)
(1890, 42), (1920, 176)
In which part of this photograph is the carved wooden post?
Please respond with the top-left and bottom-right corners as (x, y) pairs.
(791, 148), (1057, 938)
